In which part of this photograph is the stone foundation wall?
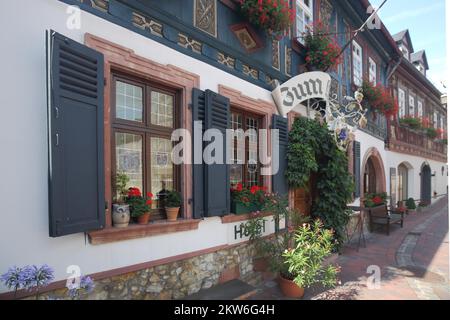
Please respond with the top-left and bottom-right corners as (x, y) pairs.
(35, 243), (259, 300)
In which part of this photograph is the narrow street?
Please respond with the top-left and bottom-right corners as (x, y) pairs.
(252, 197), (449, 300)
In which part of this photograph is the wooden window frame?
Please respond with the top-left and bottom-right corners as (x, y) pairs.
(111, 72), (181, 221)
(230, 107), (264, 188)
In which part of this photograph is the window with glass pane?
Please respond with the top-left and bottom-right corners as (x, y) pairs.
(115, 132), (143, 191)
(150, 137), (174, 209)
(352, 41), (363, 86)
(229, 110), (261, 188)
(230, 112), (244, 186)
(296, 0), (314, 44)
(116, 81), (143, 122)
(113, 75), (178, 221)
(151, 91), (174, 128)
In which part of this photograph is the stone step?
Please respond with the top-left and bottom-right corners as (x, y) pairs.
(183, 279), (260, 300)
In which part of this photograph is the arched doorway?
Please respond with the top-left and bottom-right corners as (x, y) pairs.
(421, 164), (432, 205)
(364, 157), (377, 194)
(361, 148), (386, 200)
(397, 162), (412, 203)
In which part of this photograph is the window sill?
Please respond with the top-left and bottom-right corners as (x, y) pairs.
(88, 219), (201, 245)
(221, 211), (273, 224)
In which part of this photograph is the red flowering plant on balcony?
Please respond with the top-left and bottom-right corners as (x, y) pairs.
(303, 20), (342, 71)
(125, 187), (153, 218)
(361, 80), (398, 119)
(399, 115), (423, 130)
(238, 0), (295, 37)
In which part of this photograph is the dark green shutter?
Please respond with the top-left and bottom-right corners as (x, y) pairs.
(192, 88), (206, 219)
(353, 141), (361, 198)
(204, 90), (230, 217)
(191, 89), (230, 218)
(47, 30), (105, 237)
(272, 114), (289, 196)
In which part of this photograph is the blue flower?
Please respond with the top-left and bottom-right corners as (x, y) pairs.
(68, 275), (95, 299)
(1, 266), (24, 290)
(338, 129), (348, 141)
(21, 265), (55, 290)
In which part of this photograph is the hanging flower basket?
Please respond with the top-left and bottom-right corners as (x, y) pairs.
(238, 0), (294, 37)
(303, 20), (342, 71)
(361, 80), (398, 118)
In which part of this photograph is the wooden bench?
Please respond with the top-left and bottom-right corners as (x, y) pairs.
(368, 205), (404, 236)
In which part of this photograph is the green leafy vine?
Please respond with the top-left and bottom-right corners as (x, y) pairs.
(286, 117), (354, 248)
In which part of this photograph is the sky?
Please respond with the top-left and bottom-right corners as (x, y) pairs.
(370, 0), (447, 93)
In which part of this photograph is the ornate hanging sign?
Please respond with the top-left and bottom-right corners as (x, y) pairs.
(272, 71), (367, 151)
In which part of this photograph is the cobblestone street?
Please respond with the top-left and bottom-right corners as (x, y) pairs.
(252, 197), (449, 300)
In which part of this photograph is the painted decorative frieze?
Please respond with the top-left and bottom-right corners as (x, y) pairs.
(132, 12), (163, 37)
(194, 0), (217, 37)
(242, 64), (258, 79)
(272, 39), (280, 71)
(320, 0), (335, 32)
(178, 33), (203, 54)
(79, 0), (109, 13)
(285, 46), (292, 76)
(218, 52), (236, 69)
(230, 23), (264, 53)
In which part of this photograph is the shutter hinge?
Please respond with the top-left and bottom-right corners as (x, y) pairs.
(188, 103), (192, 110)
(104, 77), (107, 86)
(188, 198), (193, 205)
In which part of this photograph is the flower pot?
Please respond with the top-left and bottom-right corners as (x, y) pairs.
(166, 207), (180, 222)
(253, 257), (269, 272)
(278, 275), (305, 299)
(137, 212), (150, 225)
(112, 204), (130, 228)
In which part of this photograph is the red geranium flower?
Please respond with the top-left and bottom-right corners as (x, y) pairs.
(372, 196), (383, 204)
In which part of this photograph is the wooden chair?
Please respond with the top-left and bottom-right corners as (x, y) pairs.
(368, 205), (404, 236)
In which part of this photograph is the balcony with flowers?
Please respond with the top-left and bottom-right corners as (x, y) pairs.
(388, 114), (447, 162)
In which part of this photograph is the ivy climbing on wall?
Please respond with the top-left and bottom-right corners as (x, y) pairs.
(286, 117), (354, 249)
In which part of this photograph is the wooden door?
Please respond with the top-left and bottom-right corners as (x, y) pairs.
(294, 187), (312, 216)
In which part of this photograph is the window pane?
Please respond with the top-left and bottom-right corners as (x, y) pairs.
(115, 132), (143, 191)
(151, 91), (174, 128)
(115, 81), (143, 122)
(246, 117), (259, 187)
(150, 137), (174, 209)
(230, 112), (244, 186)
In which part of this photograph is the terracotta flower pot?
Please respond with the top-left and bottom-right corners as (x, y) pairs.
(278, 275), (305, 299)
(137, 213), (150, 225)
(166, 207), (180, 222)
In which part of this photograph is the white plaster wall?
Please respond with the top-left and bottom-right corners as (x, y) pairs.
(386, 151), (448, 204)
(0, 0), (277, 292)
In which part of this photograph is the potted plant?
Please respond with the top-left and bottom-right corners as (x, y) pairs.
(230, 183), (265, 214)
(112, 172), (131, 228)
(126, 187), (153, 225)
(238, 0), (294, 37)
(399, 116), (422, 130)
(361, 80), (398, 119)
(363, 192), (388, 208)
(406, 198), (417, 210)
(282, 220), (340, 298)
(303, 20), (342, 71)
(425, 127), (438, 139)
(165, 190), (182, 222)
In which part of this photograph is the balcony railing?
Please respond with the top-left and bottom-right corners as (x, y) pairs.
(360, 120), (387, 141)
(388, 125), (447, 159)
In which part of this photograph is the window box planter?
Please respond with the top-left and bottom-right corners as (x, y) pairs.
(230, 201), (260, 215)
